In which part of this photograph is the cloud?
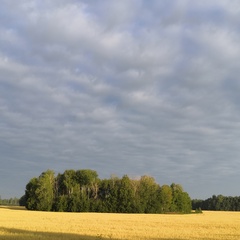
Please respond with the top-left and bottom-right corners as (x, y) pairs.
(1, 0), (240, 199)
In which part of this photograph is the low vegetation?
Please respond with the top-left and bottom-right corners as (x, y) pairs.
(1, 207), (240, 240)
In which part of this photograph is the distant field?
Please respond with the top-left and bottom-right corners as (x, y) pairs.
(0, 206), (240, 240)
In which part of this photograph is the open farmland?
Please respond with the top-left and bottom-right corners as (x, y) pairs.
(0, 207), (240, 240)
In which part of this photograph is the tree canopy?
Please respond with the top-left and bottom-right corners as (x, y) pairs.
(192, 195), (240, 211)
(24, 169), (192, 213)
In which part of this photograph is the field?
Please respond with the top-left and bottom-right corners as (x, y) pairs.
(0, 207), (240, 240)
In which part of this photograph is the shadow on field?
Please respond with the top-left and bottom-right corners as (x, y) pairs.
(0, 206), (26, 211)
(0, 227), (116, 240)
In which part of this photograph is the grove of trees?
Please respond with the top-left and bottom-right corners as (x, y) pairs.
(192, 195), (240, 211)
(0, 197), (19, 206)
(24, 169), (192, 213)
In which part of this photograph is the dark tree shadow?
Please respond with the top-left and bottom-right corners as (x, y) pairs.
(0, 206), (26, 211)
(0, 227), (116, 240)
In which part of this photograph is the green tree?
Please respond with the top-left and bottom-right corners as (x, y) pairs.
(177, 191), (192, 213)
(216, 195), (224, 210)
(25, 177), (38, 210)
(35, 170), (55, 211)
(24, 168), (194, 214)
(78, 189), (90, 212)
(160, 185), (172, 212)
(19, 195), (26, 206)
(62, 170), (78, 196)
(117, 175), (135, 213)
(170, 183), (183, 212)
(53, 195), (68, 212)
(25, 170), (55, 211)
(170, 183), (191, 213)
(76, 169), (99, 201)
(67, 184), (81, 212)
(98, 178), (119, 212)
(76, 169), (98, 186)
(137, 175), (160, 213)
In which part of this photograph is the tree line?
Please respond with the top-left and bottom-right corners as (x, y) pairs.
(0, 197), (19, 206)
(24, 169), (192, 213)
(192, 195), (240, 211)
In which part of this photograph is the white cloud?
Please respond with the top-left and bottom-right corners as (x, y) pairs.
(1, 0), (240, 199)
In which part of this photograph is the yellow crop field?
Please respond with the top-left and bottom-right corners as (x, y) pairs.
(0, 207), (240, 240)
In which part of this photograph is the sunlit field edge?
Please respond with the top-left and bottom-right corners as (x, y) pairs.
(0, 206), (240, 240)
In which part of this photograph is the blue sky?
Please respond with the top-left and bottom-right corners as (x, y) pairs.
(1, 0), (240, 199)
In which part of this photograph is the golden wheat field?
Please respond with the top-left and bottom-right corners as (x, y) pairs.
(0, 206), (240, 240)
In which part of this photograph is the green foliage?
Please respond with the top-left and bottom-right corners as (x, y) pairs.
(76, 169), (98, 186)
(0, 197), (20, 206)
(53, 195), (68, 212)
(24, 168), (192, 214)
(137, 176), (160, 213)
(170, 183), (191, 213)
(195, 207), (202, 213)
(25, 170), (55, 211)
(192, 194), (240, 211)
(117, 175), (135, 213)
(160, 185), (172, 212)
(25, 177), (39, 210)
(62, 170), (78, 196)
(98, 178), (119, 212)
(19, 195), (26, 206)
(36, 170), (55, 211)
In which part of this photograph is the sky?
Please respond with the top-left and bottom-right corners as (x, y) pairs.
(1, 0), (240, 200)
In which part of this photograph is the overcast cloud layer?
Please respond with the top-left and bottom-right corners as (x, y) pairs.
(1, 0), (240, 199)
